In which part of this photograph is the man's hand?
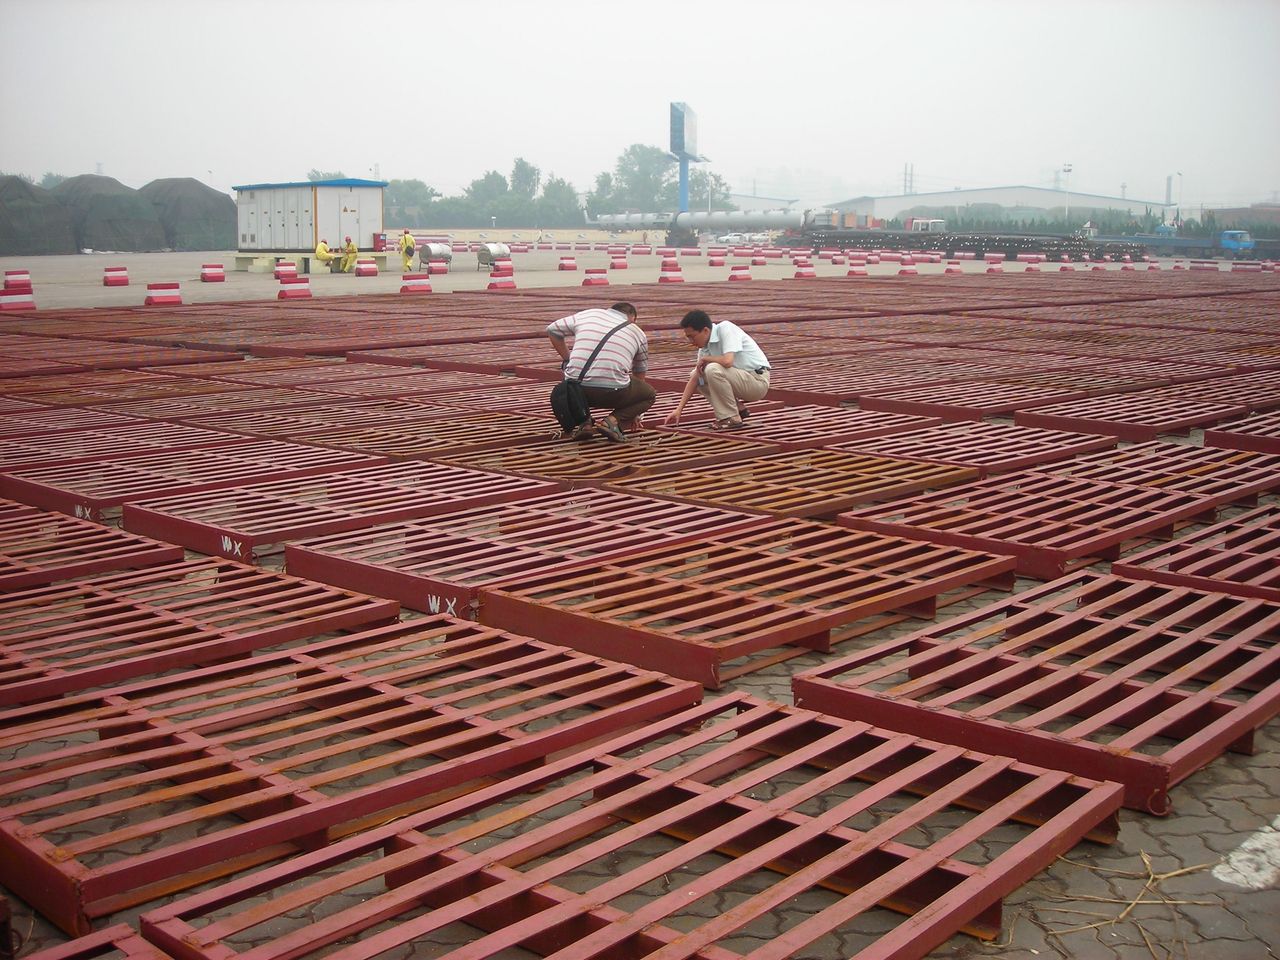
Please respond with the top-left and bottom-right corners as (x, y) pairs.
(663, 410), (681, 426)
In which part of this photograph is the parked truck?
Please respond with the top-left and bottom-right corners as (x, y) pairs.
(1088, 225), (1256, 259)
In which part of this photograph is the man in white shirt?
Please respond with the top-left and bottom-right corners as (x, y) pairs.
(546, 302), (654, 442)
(663, 309), (771, 430)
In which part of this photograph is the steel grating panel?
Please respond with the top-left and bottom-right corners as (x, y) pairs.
(839, 474), (1217, 580)
(858, 381), (1104, 421)
(0, 441), (387, 522)
(0, 496), (39, 520)
(793, 573), (1280, 815)
(667, 406), (942, 450)
(1204, 410), (1280, 455)
(0, 557), (398, 706)
(1014, 390), (1249, 441)
(612, 450), (977, 519)
(124, 461), (561, 561)
(436, 433), (779, 482)
(0, 618), (700, 935)
(286, 489), (768, 616)
(298, 411), (556, 460)
(137, 695), (1122, 960)
(173, 399), (451, 439)
(21, 924), (175, 960)
(0, 408), (147, 440)
(480, 518), (1016, 687)
(0, 511), (183, 590)
(828, 422), (1117, 478)
(1037, 440), (1280, 508)
(0, 422), (246, 472)
(1112, 504), (1280, 601)
(98, 388), (341, 421)
(310, 370), (526, 399)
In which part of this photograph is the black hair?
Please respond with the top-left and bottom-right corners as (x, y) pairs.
(680, 309), (712, 331)
(611, 302), (637, 319)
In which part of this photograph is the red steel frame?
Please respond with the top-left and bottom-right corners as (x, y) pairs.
(1204, 410), (1280, 455)
(20, 924), (174, 960)
(285, 489), (768, 617)
(0, 511), (183, 589)
(1014, 391), (1250, 441)
(667, 406), (942, 450)
(479, 518), (1016, 687)
(0, 557), (398, 706)
(1112, 504), (1280, 601)
(138, 695), (1122, 960)
(123, 461), (561, 560)
(0, 407), (147, 440)
(0, 619), (700, 935)
(793, 573), (1280, 814)
(0, 422), (246, 472)
(839, 474), (1218, 580)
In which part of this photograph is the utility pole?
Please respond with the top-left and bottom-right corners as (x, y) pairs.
(1121, 182), (1127, 199)
(1062, 163), (1073, 231)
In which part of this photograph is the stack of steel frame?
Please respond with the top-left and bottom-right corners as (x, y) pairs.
(0, 511), (183, 589)
(0, 422), (246, 472)
(613, 449), (977, 519)
(1204, 409), (1280, 454)
(134, 695), (1122, 960)
(0, 407), (147, 438)
(479, 517), (1016, 687)
(92, 388), (342, 420)
(859, 377), (1150, 422)
(170, 398), (451, 438)
(286, 488), (767, 616)
(0, 556), (398, 706)
(123, 461), (561, 561)
(793, 573), (1280, 814)
(839, 473), (1218, 579)
(0, 618), (701, 934)
(141, 356), (349, 380)
(666, 405), (942, 449)
(307, 370), (529, 399)
(1112, 504), (1280, 600)
(1014, 388), (1250, 440)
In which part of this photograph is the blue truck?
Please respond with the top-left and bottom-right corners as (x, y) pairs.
(1091, 226), (1256, 259)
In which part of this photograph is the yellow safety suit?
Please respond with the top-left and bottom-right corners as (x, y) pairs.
(399, 232), (416, 273)
(314, 240), (337, 271)
(340, 240), (358, 273)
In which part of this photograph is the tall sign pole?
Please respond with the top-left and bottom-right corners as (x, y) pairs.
(670, 103), (706, 214)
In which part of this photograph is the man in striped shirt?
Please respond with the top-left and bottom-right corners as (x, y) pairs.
(546, 302), (655, 442)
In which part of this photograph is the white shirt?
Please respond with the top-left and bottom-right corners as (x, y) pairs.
(697, 320), (770, 372)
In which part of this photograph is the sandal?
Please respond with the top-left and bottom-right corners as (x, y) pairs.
(712, 417), (746, 431)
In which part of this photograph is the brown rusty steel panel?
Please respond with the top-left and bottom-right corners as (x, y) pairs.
(1038, 440), (1280, 507)
(1014, 390), (1250, 441)
(0, 407), (147, 440)
(0, 370), (171, 396)
(10, 377), (242, 410)
(437, 432), (778, 482)
(346, 341), (549, 374)
(137, 695), (1122, 960)
(613, 450), (977, 520)
(299, 411), (556, 460)
(729, 362), (984, 407)
(0, 511), (184, 589)
(193, 362), (455, 387)
(98, 388), (341, 421)
(142, 357), (347, 380)
(1173, 368), (1280, 413)
(859, 380), (1104, 421)
(309, 370), (524, 399)
(839, 474), (1217, 580)
(793, 573), (1280, 815)
(0, 441), (387, 523)
(480, 519), (1015, 687)
(0, 422), (246, 472)
(0, 497), (39, 521)
(175, 399), (450, 438)
(668, 406), (941, 450)
(21, 924), (175, 960)
(1112, 504), (1280, 601)
(0, 618), (700, 935)
(0, 557), (398, 706)
(1205, 410), (1280, 455)
(408, 379), (558, 414)
(829, 421), (1117, 478)
(123, 461), (560, 561)
(0, 397), (44, 415)
(285, 489), (767, 617)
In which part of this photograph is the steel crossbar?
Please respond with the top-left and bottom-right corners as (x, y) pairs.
(0, 441), (387, 522)
(310, 370), (523, 398)
(20, 924), (175, 960)
(480, 519), (1015, 687)
(0, 557), (398, 705)
(0, 618), (700, 934)
(1204, 410), (1280, 455)
(1112, 504), (1280, 601)
(839, 474), (1218, 579)
(859, 381), (1104, 420)
(99, 388), (342, 420)
(0, 408), (146, 439)
(0, 511), (183, 589)
(123, 462), (560, 560)
(1015, 391), (1250, 440)
(613, 450), (978, 519)
(668, 406), (941, 449)
(137, 695), (1122, 960)
(0, 423), (246, 472)
(285, 489), (767, 616)
(829, 422), (1117, 477)
(793, 573), (1280, 814)
(298, 411), (556, 460)
(1038, 441), (1280, 508)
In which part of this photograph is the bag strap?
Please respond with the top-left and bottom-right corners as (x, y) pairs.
(574, 318), (632, 383)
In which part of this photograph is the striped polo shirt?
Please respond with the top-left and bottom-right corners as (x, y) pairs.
(546, 308), (648, 388)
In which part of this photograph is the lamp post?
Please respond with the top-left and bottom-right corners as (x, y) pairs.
(1062, 163), (1073, 232)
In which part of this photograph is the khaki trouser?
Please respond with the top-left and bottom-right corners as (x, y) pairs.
(699, 364), (770, 419)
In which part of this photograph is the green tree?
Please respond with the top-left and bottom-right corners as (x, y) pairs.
(663, 169), (735, 211)
(465, 170), (509, 207)
(510, 158), (541, 200)
(586, 172), (615, 214)
(39, 172), (66, 189)
(609, 144), (675, 211)
(306, 169), (347, 181)
(384, 179), (440, 226)
(1, 171), (34, 185)
(537, 175), (584, 228)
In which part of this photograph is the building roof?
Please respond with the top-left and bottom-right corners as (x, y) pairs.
(831, 184), (1166, 208)
(231, 179), (388, 191)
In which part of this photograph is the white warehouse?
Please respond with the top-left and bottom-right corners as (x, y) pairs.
(232, 178), (386, 252)
(828, 185), (1170, 222)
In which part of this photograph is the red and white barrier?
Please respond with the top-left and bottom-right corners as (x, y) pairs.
(631, 245), (652, 255)
(846, 266), (868, 277)
(898, 265), (919, 276)
(582, 268), (609, 287)
(1189, 261), (1218, 272)
(200, 263), (225, 282)
(102, 265), (129, 287)
(0, 288), (36, 312)
(658, 261), (684, 283)
(983, 252), (1006, 263)
(659, 257), (681, 274)
(4, 269), (32, 291)
(609, 257), (628, 270)
(490, 259), (514, 277)
(487, 270), (517, 290)
(1024, 264), (1041, 273)
(400, 274), (432, 294)
(728, 264), (752, 281)
(278, 277), (311, 300)
(1120, 264), (1136, 272)
(680, 247), (701, 257)
(428, 261), (449, 275)
(794, 264), (816, 279)
(1059, 264), (1076, 272)
(986, 264), (1004, 274)
(558, 256), (577, 271)
(865, 255), (881, 264)
(750, 256), (767, 266)
(1231, 261), (1262, 273)
(945, 264), (964, 275)
(831, 255), (845, 265)
(144, 281), (182, 306)
(1147, 263), (1161, 271)
(354, 259), (378, 277)
(1091, 264), (1108, 272)
(954, 251), (977, 260)
(708, 256), (726, 267)
(273, 261), (298, 280)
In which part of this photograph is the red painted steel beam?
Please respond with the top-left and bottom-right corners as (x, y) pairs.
(0, 511), (183, 589)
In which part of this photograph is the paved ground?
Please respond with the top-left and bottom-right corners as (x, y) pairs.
(0, 257), (1276, 960)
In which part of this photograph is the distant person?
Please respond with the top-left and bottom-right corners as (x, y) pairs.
(663, 309), (771, 431)
(340, 236), (358, 273)
(398, 229), (416, 273)
(546, 301), (654, 442)
(314, 238), (338, 272)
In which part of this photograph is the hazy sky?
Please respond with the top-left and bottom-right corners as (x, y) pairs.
(2, 0), (1277, 210)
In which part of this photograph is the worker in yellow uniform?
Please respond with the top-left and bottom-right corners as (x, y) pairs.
(314, 238), (338, 273)
(340, 235), (358, 273)
(399, 229), (416, 273)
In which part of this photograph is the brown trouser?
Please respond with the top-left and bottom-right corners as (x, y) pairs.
(582, 378), (656, 424)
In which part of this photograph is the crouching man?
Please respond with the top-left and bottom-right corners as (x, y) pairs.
(664, 309), (771, 430)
